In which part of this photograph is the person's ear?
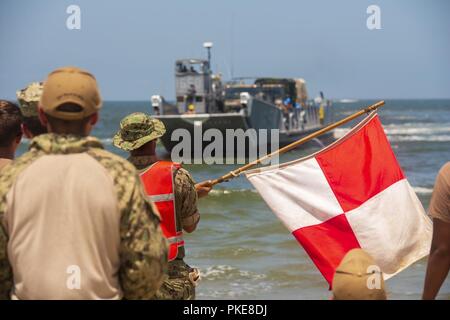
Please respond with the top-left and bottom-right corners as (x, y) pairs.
(21, 123), (33, 139)
(38, 107), (48, 128)
(15, 132), (23, 145)
(90, 112), (99, 126)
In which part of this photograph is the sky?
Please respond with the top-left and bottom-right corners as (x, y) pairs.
(0, 0), (449, 100)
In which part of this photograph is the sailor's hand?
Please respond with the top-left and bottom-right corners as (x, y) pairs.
(189, 268), (201, 287)
(195, 180), (213, 198)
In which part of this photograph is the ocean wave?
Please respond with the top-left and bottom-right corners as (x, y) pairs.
(197, 265), (271, 298)
(209, 189), (258, 196)
(413, 187), (433, 194)
(200, 265), (267, 281)
(197, 282), (273, 299)
(333, 125), (450, 142)
(388, 135), (450, 142)
(99, 138), (113, 144)
(383, 124), (450, 135)
(333, 128), (350, 139)
(387, 115), (419, 121)
(337, 99), (359, 103)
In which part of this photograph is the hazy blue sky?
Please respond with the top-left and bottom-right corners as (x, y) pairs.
(1, 0), (449, 100)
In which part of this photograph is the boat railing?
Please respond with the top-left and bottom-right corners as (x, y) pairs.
(282, 103), (332, 133)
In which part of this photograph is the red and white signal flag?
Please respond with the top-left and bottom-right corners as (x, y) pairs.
(245, 112), (432, 286)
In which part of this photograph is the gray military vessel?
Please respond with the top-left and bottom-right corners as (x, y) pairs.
(151, 43), (334, 156)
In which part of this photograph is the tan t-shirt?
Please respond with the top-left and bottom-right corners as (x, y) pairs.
(0, 158), (11, 172)
(429, 162), (450, 223)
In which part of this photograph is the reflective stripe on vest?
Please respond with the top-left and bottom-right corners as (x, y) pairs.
(139, 161), (183, 261)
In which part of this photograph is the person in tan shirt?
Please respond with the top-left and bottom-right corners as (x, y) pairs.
(0, 101), (22, 171)
(0, 67), (168, 300)
(423, 162), (450, 299)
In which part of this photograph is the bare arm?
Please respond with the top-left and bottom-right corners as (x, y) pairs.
(423, 218), (450, 299)
(195, 180), (213, 198)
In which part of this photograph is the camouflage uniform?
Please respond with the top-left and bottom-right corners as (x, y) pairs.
(0, 133), (168, 299)
(113, 113), (200, 300)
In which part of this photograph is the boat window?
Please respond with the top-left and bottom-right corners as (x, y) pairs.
(225, 87), (261, 99)
(176, 61), (205, 74)
(262, 87), (285, 100)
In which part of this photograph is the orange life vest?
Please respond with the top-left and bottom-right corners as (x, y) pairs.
(139, 161), (184, 261)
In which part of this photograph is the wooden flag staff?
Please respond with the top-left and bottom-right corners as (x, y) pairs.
(210, 100), (385, 186)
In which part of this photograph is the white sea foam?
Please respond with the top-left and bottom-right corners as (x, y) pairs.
(388, 135), (450, 142)
(209, 189), (258, 196)
(333, 124), (450, 142)
(383, 124), (450, 135)
(333, 128), (351, 139)
(200, 265), (267, 281)
(197, 281), (273, 298)
(197, 265), (271, 298)
(99, 138), (113, 144)
(413, 187), (433, 194)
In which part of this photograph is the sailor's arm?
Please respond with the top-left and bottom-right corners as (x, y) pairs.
(119, 176), (168, 299)
(195, 180), (213, 198)
(423, 218), (450, 299)
(175, 168), (200, 233)
(0, 175), (14, 300)
(0, 224), (13, 300)
(423, 163), (450, 299)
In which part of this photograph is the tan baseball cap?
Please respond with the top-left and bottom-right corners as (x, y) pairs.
(332, 249), (387, 300)
(40, 66), (102, 120)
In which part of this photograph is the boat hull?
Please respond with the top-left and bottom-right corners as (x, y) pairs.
(154, 103), (334, 159)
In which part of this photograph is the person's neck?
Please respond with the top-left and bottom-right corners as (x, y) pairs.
(0, 147), (15, 160)
(131, 153), (158, 162)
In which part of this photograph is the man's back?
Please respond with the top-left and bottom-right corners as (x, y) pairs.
(0, 134), (167, 299)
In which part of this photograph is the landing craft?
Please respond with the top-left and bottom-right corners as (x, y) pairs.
(151, 42), (334, 159)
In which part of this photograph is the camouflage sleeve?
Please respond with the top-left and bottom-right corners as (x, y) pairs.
(87, 149), (168, 300)
(119, 177), (168, 300)
(174, 168), (200, 229)
(0, 226), (12, 300)
(0, 168), (14, 300)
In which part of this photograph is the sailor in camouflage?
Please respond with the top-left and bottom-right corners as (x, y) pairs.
(113, 112), (213, 300)
(0, 67), (167, 299)
(16, 82), (47, 138)
(16, 82), (42, 118)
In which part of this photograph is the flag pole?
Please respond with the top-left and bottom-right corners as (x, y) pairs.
(210, 100), (385, 186)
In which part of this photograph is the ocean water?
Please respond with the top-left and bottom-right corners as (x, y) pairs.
(16, 99), (450, 299)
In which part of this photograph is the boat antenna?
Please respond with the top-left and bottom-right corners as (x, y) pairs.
(203, 42), (213, 71)
(230, 12), (235, 79)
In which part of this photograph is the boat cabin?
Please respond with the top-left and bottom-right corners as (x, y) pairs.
(175, 59), (214, 114)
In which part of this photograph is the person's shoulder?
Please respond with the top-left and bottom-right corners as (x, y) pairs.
(0, 150), (40, 182)
(0, 150), (41, 206)
(437, 162), (450, 184)
(174, 167), (195, 187)
(439, 162), (450, 175)
(87, 148), (142, 205)
(87, 148), (137, 175)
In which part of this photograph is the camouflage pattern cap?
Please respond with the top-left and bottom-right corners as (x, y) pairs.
(16, 82), (43, 117)
(113, 112), (166, 151)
